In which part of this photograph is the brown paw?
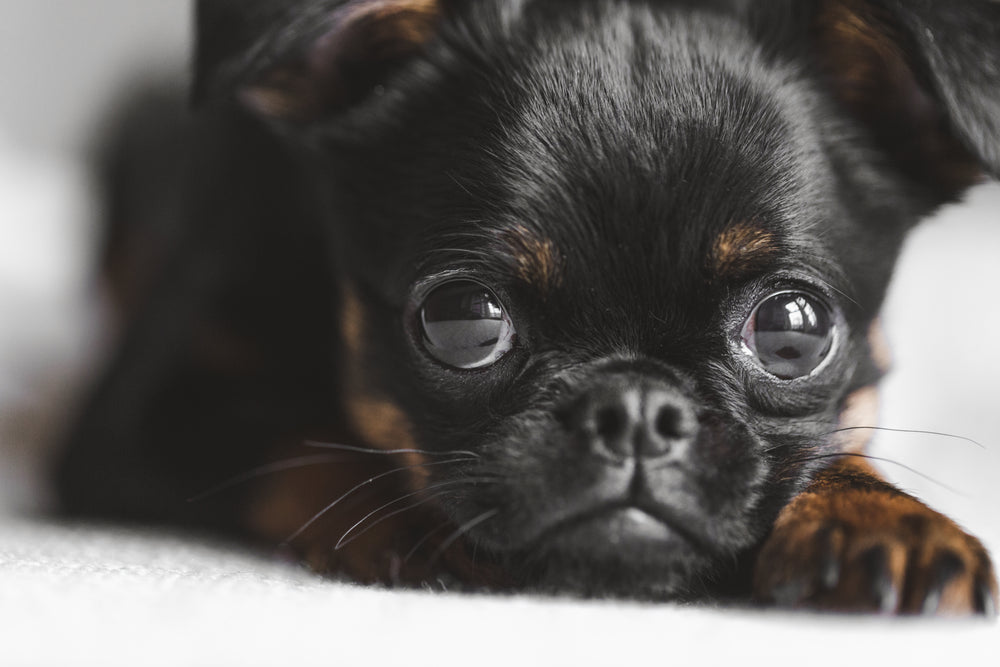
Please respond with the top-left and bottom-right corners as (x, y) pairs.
(754, 481), (997, 616)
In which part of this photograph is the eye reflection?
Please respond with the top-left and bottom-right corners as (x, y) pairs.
(741, 292), (835, 379)
(420, 281), (515, 369)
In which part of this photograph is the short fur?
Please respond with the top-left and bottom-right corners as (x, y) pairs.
(57, 0), (999, 612)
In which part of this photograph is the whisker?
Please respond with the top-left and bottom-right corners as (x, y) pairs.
(283, 458), (476, 544)
(335, 492), (452, 552)
(304, 441), (480, 459)
(187, 454), (347, 503)
(334, 479), (479, 550)
(403, 520), (455, 565)
(422, 247), (498, 260)
(427, 508), (500, 567)
(444, 172), (478, 200)
(810, 274), (860, 308)
(824, 426), (986, 450)
(435, 229), (498, 244)
(787, 451), (964, 495)
(757, 423), (987, 454)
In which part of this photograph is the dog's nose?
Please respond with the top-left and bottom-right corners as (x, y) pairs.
(568, 375), (698, 461)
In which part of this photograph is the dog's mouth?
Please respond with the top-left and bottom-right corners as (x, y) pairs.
(493, 500), (715, 598)
(525, 501), (708, 563)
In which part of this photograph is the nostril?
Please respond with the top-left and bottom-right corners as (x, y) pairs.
(567, 375), (697, 461)
(654, 405), (684, 439)
(594, 405), (627, 440)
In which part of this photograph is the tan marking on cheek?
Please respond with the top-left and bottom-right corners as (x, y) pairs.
(710, 223), (778, 278)
(504, 225), (563, 292)
(244, 439), (435, 583)
(246, 440), (341, 543)
(341, 283), (365, 360)
(339, 283), (428, 475)
(868, 318), (892, 374)
(345, 396), (428, 475)
(835, 385), (880, 454)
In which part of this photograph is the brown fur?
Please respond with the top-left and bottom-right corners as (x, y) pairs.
(504, 225), (564, 294)
(245, 440), (405, 581)
(834, 385), (880, 455)
(245, 436), (496, 586)
(242, 280), (493, 585)
(340, 284), (427, 469)
(244, 283), (424, 580)
(755, 459), (998, 614)
(867, 319), (892, 374)
(709, 222), (778, 279)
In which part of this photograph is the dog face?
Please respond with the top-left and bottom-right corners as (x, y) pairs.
(181, 0), (999, 597)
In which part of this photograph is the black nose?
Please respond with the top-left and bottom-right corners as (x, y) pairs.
(568, 375), (698, 461)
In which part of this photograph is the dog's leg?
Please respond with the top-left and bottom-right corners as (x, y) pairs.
(754, 459), (998, 615)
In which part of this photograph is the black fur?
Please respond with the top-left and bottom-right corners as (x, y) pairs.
(57, 0), (999, 603)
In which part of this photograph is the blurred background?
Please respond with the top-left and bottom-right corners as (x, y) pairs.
(0, 0), (187, 153)
(0, 0), (998, 561)
(0, 0), (187, 509)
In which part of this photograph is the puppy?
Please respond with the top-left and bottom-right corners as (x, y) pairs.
(57, 0), (1000, 613)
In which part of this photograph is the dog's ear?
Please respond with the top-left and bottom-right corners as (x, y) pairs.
(818, 0), (999, 197)
(752, 0), (1000, 201)
(194, 0), (442, 121)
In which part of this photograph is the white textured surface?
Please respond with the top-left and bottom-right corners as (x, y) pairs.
(1, 516), (998, 667)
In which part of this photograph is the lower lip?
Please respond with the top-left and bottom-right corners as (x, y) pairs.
(538, 506), (689, 555)
(601, 507), (676, 544)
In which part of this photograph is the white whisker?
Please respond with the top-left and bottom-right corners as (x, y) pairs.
(304, 441), (479, 458)
(428, 508), (500, 565)
(334, 480), (470, 550)
(187, 454), (347, 503)
(284, 458), (476, 544)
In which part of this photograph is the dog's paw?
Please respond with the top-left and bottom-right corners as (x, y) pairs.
(753, 483), (997, 616)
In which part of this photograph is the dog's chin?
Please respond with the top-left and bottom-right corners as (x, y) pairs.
(504, 507), (709, 600)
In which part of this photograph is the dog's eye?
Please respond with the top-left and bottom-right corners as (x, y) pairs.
(420, 280), (515, 369)
(740, 292), (835, 380)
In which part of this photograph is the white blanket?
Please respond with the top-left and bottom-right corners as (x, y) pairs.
(1, 141), (998, 666)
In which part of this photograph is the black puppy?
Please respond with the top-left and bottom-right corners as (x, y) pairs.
(58, 0), (1000, 613)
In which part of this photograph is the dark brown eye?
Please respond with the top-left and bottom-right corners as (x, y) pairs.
(420, 280), (515, 369)
(740, 292), (835, 380)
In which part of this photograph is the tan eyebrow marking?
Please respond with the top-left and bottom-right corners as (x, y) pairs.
(709, 222), (779, 278)
(503, 224), (563, 293)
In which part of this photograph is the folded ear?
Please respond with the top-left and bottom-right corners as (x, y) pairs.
(812, 0), (1000, 199)
(194, 0), (442, 121)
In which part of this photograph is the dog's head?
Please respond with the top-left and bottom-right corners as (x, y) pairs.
(196, 0), (999, 597)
